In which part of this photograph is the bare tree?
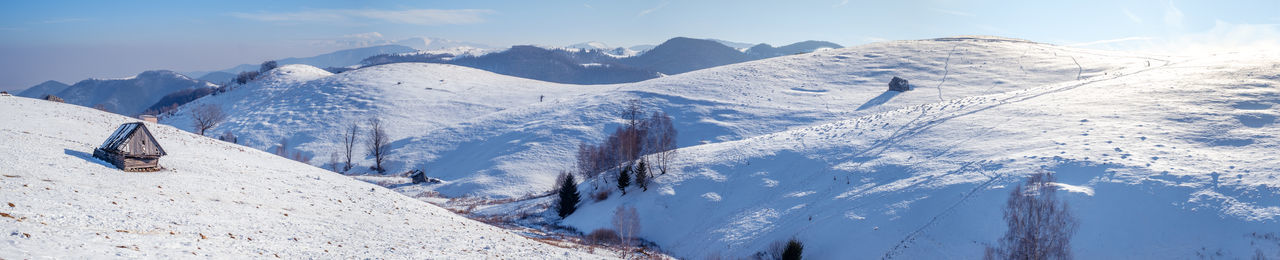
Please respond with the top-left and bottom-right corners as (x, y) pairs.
(342, 124), (359, 172)
(612, 205), (640, 248)
(191, 104), (226, 136)
(275, 137), (288, 157)
(290, 150), (311, 163)
(328, 152), (341, 172)
(623, 99), (643, 127)
(989, 171), (1078, 260)
(366, 117), (389, 173)
(647, 111), (678, 175)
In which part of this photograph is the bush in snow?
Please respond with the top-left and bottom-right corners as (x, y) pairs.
(616, 164), (632, 195)
(555, 171), (581, 218)
(592, 189), (611, 202)
(234, 71), (259, 85)
(218, 131), (237, 143)
(259, 60), (278, 73)
(759, 238), (804, 260)
(41, 94), (64, 103)
(986, 170), (1078, 260)
(782, 239), (804, 260)
(584, 228), (622, 246)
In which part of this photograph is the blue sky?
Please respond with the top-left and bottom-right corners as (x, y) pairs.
(1, 0), (1277, 91)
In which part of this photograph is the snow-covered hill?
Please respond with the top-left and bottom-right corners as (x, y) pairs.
(0, 97), (607, 258)
(0, 96), (609, 257)
(564, 48), (1280, 258)
(45, 35), (1280, 258)
(164, 36), (1152, 199)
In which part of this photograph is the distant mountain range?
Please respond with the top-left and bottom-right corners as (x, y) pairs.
(362, 37), (843, 84)
(17, 80), (70, 97)
(745, 40), (843, 59)
(15, 36), (840, 115)
(188, 45), (418, 82)
(17, 70), (216, 116)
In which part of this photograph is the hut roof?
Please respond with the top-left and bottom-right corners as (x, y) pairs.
(99, 122), (167, 157)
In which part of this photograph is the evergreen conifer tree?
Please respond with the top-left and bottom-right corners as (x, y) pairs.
(617, 165), (632, 195)
(556, 172), (581, 218)
(635, 159), (650, 191)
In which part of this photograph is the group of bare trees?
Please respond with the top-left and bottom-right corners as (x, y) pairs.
(326, 117), (391, 173)
(189, 103), (389, 172)
(273, 137), (312, 163)
(575, 100), (678, 185)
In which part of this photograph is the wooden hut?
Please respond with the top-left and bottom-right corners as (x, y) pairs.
(94, 122), (167, 172)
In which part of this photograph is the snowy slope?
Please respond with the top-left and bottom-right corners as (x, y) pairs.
(0, 97), (607, 258)
(143, 36), (1280, 258)
(162, 36), (1158, 199)
(564, 49), (1280, 258)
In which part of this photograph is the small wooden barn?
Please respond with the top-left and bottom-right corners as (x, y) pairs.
(93, 122), (167, 172)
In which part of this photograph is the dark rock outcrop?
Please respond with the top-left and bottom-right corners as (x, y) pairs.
(889, 77), (911, 92)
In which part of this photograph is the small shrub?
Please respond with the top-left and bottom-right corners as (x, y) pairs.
(217, 131), (237, 143)
(259, 60), (278, 73)
(592, 190), (611, 202)
(761, 238), (804, 260)
(584, 228), (621, 246)
(42, 94), (64, 103)
(782, 239), (804, 260)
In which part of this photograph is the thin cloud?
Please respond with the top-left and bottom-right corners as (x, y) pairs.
(1122, 8), (1142, 24)
(833, 0), (849, 7)
(1071, 22), (1280, 54)
(931, 8), (975, 17)
(638, 1), (670, 17)
(229, 9), (494, 25)
(341, 32), (384, 39)
(31, 18), (90, 24)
